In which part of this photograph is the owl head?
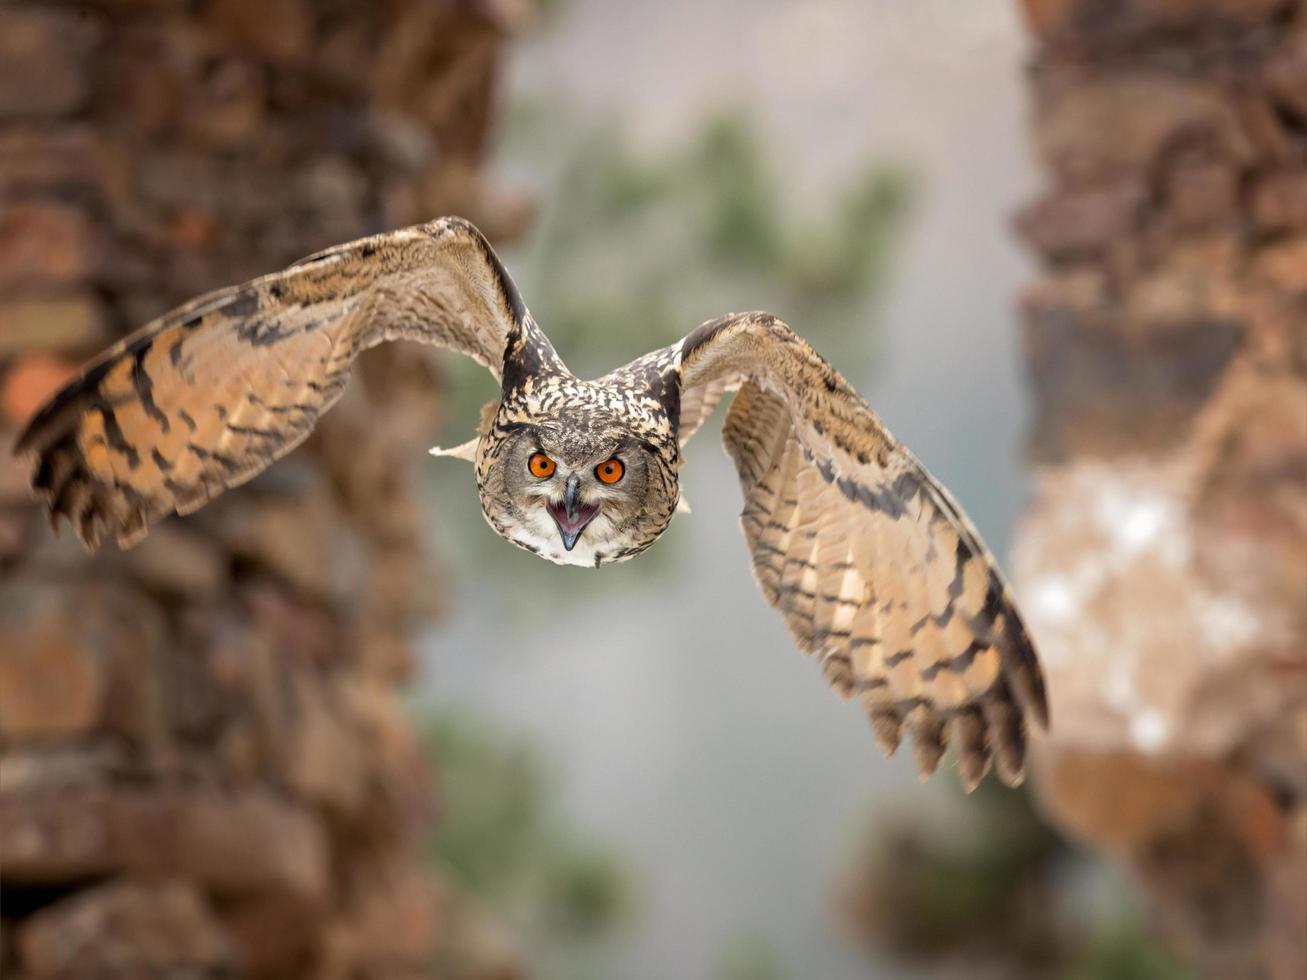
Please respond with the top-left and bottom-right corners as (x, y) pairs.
(474, 375), (682, 568)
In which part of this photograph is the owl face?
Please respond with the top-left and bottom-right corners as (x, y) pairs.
(478, 405), (680, 568)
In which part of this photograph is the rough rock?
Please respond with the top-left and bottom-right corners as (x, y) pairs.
(0, 8), (100, 119)
(0, 582), (166, 742)
(16, 878), (233, 979)
(0, 2), (530, 977)
(0, 203), (100, 287)
(2, 357), (78, 429)
(1034, 74), (1250, 185)
(0, 294), (108, 354)
(1016, 3), (1307, 976)
(0, 782), (330, 902)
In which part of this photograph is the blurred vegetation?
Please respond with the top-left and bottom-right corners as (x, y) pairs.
(504, 108), (910, 380)
(424, 710), (628, 934)
(843, 780), (1194, 980)
(423, 710), (630, 977)
(715, 932), (791, 980)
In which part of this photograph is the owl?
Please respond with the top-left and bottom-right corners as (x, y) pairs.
(15, 217), (1047, 791)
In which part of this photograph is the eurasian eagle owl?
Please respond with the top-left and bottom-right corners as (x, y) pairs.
(16, 218), (1048, 791)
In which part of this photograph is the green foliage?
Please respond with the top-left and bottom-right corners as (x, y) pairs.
(503, 107), (911, 380)
(1062, 921), (1194, 980)
(423, 710), (544, 896)
(538, 847), (628, 939)
(715, 932), (790, 980)
(422, 710), (629, 943)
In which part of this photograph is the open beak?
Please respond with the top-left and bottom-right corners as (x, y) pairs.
(546, 474), (600, 551)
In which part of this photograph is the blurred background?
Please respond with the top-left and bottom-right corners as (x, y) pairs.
(0, 2), (1303, 980)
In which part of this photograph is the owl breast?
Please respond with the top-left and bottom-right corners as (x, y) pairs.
(486, 500), (667, 568)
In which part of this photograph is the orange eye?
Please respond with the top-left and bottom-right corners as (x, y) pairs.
(595, 458), (625, 484)
(528, 453), (556, 479)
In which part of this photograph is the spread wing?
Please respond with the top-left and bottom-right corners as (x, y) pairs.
(677, 371), (740, 448)
(15, 217), (524, 551)
(676, 312), (1048, 791)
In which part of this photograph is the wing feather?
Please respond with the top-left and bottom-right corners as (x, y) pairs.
(15, 217), (523, 550)
(677, 312), (1048, 790)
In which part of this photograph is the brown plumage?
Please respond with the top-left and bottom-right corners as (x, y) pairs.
(15, 216), (1048, 791)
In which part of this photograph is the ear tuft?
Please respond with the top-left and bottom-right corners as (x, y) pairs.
(429, 437), (478, 463)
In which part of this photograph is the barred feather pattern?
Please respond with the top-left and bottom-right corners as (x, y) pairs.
(15, 218), (521, 550)
(678, 313), (1048, 790)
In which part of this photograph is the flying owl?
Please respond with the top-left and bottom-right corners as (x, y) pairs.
(15, 217), (1047, 791)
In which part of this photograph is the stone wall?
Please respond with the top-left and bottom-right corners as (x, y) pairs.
(1013, 2), (1307, 978)
(0, 2), (529, 977)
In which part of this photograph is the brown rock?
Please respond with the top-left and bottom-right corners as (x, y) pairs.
(341, 856), (444, 972)
(280, 672), (369, 822)
(0, 744), (126, 796)
(1038, 750), (1187, 855)
(426, 880), (527, 980)
(1265, 34), (1307, 121)
(219, 890), (321, 979)
(0, 583), (166, 743)
(1021, 271), (1242, 459)
(1234, 93), (1297, 164)
(16, 878), (232, 979)
(1018, 0), (1076, 38)
(0, 203), (100, 288)
(1121, 238), (1236, 331)
(1266, 810), (1307, 980)
(207, 0), (314, 64)
(1165, 161), (1238, 232)
(1016, 456), (1290, 758)
(354, 626), (417, 684)
(340, 680), (436, 836)
(97, 22), (189, 142)
(1020, 0), (1290, 44)
(115, 522), (227, 601)
(2, 355), (77, 428)
(0, 9), (100, 119)
(1018, 3), (1306, 977)
(215, 476), (357, 604)
(0, 586), (106, 741)
(183, 57), (269, 150)
(0, 509), (29, 567)
(1253, 235), (1307, 297)
(168, 605), (288, 751)
(0, 427), (32, 504)
(1251, 171), (1307, 233)
(0, 1), (531, 975)
(1035, 74), (1250, 184)
(1037, 747), (1291, 980)
(0, 126), (100, 198)
(361, 543), (426, 623)
(1014, 177), (1147, 259)
(242, 583), (340, 667)
(1189, 367), (1307, 628)
(0, 782), (330, 903)
(0, 294), (108, 355)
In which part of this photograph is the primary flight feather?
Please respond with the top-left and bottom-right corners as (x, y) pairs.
(15, 217), (1048, 791)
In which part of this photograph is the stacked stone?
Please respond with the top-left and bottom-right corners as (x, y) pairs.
(0, 2), (528, 978)
(1013, 2), (1306, 978)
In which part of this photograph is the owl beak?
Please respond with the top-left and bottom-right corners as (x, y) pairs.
(564, 473), (581, 521)
(547, 474), (599, 551)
